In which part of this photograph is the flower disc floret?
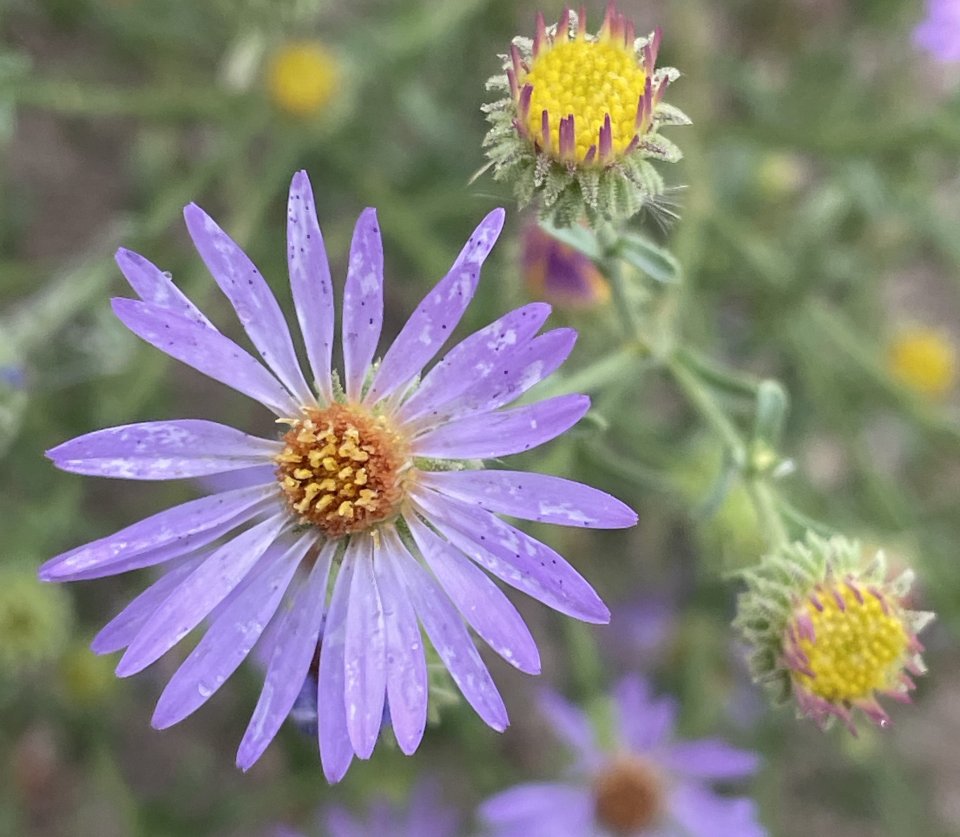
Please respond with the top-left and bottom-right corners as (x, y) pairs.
(787, 582), (908, 705)
(276, 404), (409, 537)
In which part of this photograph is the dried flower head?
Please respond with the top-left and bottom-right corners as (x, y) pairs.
(735, 534), (933, 733)
(267, 41), (340, 117)
(482, 3), (690, 226)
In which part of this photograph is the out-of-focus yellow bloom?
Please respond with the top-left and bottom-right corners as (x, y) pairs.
(267, 41), (339, 117)
(888, 326), (956, 398)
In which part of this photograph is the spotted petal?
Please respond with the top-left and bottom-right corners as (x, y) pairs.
(115, 247), (213, 328)
(341, 208), (384, 401)
(184, 203), (315, 406)
(365, 208), (505, 404)
(47, 420), (280, 480)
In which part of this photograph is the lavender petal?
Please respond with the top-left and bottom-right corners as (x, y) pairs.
(365, 209), (505, 404)
(663, 739), (760, 781)
(407, 515), (540, 675)
(418, 470), (637, 529)
(236, 541), (335, 771)
(112, 298), (300, 417)
(397, 303), (551, 425)
(152, 532), (314, 729)
(412, 491), (608, 623)
(372, 530), (427, 755)
(90, 555), (205, 654)
(408, 328), (576, 430)
(389, 529), (508, 732)
(47, 420), (281, 480)
(341, 208), (383, 401)
(613, 674), (677, 753)
(287, 171), (335, 403)
(411, 394), (590, 460)
(344, 535), (387, 759)
(538, 689), (602, 770)
(479, 783), (595, 837)
(115, 512), (288, 676)
(184, 203), (315, 406)
(115, 248), (213, 328)
(668, 783), (766, 837)
(318, 542), (358, 783)
(39, 484), (278, 582)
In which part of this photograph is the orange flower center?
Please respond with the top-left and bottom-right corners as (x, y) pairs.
(593, 755), (663, 834)
(275, 404), (408, 537)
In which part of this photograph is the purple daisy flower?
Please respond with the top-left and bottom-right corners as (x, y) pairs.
(915, 0), (960, 62)
(40, 170), (636, 782)
(479, 675), (764, 837)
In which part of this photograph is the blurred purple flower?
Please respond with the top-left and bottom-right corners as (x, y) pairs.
(480, 675), (764, 837)
(40, 170), (636, 782)
(323, 781), (460, 837)
(521, 224), (610, 311)
(915, 0), (960, 62)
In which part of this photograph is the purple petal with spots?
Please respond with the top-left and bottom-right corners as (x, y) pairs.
(318, 542), (358, 783)
(411, 490), (608, 624)
(90, 555), (206, 655)
(410, 328), (577, 430)
(396, 303), (551, 425)
(115, 248), (213, 328)
(341, 208), (383, 401)
(411, 393), (589, 459)
(237, 541), (335, 771)
(664, 739), (759, 781)
(613, 674), (677, 753)
(184, 203), (315, 406)
(365, 208), (505, 404)
(538, 689), (602, 769)
(152, 532), (314, 729)
(47, 420), (280, 480)
(668, 782), (765, 837)
(115, 512), (288, 677)
(389, 530), (508, 732)
(39, 484), (278, 581)
(344, 535), (387, 759)
(373, 531), (427, 755)
(479, 783), (595, 837)
(417, 470), (636, 529)
(287, 170), (336, 403)
(112, 298), (300, 417)
(407, 515), (540, 674)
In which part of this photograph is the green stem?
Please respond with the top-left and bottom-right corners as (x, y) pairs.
(744, 479), (790, 549)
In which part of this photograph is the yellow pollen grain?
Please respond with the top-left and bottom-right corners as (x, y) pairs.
(275, 403), (408, 538)
(524, 39), (646, 163)
(792, 585), (909, 703)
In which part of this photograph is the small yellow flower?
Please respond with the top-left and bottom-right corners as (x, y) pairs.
(482, 4), (689, 225)
(888, 326), (956, 398)
(267, 41), (339, 117)
(735, 535), (932, 733)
